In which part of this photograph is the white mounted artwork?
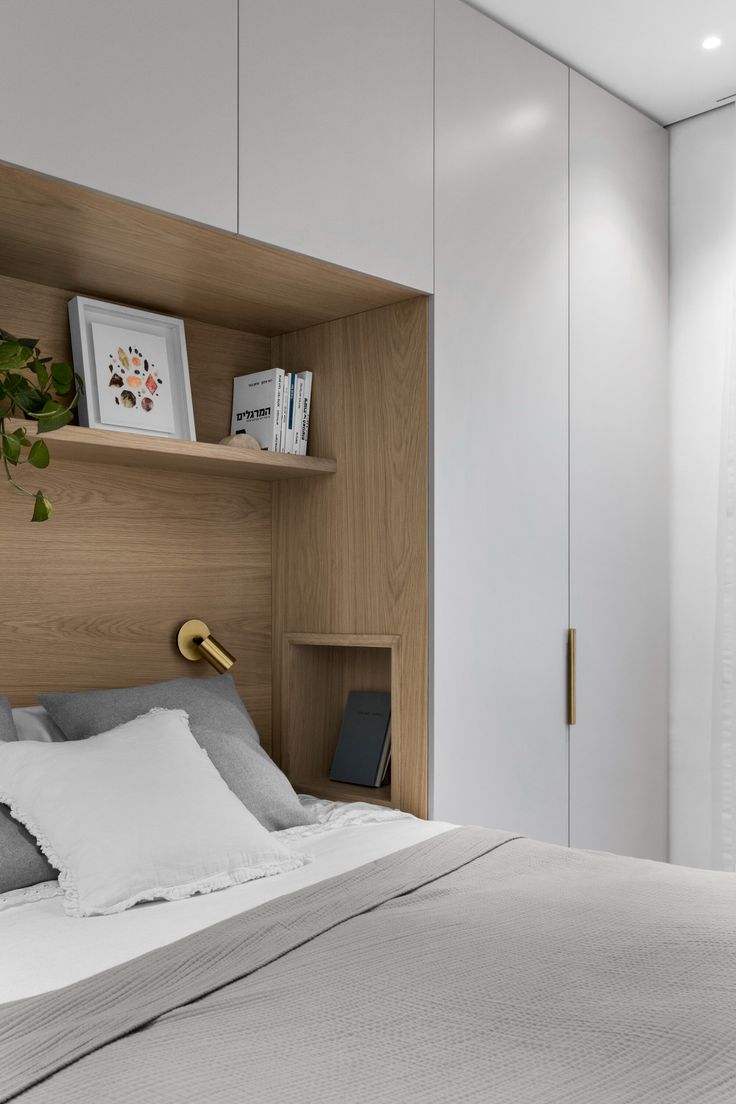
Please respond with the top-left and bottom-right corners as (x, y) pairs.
(68, 298), (196, 440)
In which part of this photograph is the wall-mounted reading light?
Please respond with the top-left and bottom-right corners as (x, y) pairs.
(177, 620), (236, 674)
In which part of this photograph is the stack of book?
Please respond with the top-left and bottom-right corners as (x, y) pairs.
(230, 369), (312, 454)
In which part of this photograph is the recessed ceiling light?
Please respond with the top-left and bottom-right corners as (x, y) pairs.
(702, 36), (722, 50)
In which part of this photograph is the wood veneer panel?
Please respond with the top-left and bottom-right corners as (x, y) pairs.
(0, 273), (270, 444)
(6, 420), (337, 482)
(0, 161), (417, 336)
(272, 298), (429, 816)
(0, 459), (273, 751)
(281, 638), (394, 782)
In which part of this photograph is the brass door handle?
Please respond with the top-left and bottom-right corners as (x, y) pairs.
(568, 628), (577, 726)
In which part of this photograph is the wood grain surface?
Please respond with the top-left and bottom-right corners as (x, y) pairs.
(0, 458), (274, 751)
(0, 273), (270, 444)
(6, 420), (337, 482)
(0, 160), (418, 336)
(272, 298), (429, 816)
(281, 634), (398, 807)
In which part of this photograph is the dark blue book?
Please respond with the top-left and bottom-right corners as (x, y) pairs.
(330, 691), (391, 788)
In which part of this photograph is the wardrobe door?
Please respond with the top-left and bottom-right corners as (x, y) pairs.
(569, 72), (669, 860)
(0, 0), (238, 231)
(433, 0), (569, 842)
(239, 0), (433, 291)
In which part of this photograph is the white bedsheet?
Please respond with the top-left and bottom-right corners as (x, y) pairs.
(0, 799), (452, 1003)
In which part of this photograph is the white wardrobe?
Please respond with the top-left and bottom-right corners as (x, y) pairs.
(433, 0), (668, 860)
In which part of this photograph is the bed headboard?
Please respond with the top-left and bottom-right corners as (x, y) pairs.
(0, 162), (429, 816)
(1, 454), (274, 747)
(0, 274), (274, 749)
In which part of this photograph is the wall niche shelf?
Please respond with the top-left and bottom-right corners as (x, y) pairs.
(279, 633), (400, 810)
(6, 420), (337, 482)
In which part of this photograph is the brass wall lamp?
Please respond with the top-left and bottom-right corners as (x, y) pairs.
(177, 620), (236, 674)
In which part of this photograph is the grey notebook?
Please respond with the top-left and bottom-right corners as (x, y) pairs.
(329, 691), (391, 788)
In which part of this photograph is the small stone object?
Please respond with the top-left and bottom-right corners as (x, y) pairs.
(219, 433), (261, 451)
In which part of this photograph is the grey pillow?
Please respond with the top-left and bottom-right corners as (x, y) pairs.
(0, 810), (58, 895)
(1, 695), (59, 895)
(0, 694), (17, 742)
(40, 676), (314, 832)
(39, 674), (256, 743)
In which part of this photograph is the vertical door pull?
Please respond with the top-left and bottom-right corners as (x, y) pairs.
(568, 628), (577, 726)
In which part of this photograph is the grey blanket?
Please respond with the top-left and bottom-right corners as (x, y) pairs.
(2, 827), (736, 1103)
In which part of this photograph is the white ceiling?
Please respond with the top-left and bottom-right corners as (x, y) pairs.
(469, 0), (736, 125)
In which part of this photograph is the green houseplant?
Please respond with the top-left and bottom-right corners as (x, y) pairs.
(0, 328), (83, 521)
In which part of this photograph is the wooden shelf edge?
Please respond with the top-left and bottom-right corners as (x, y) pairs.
(284, 632), (400, 649)
(6, 420), (337, 481)
(293, 777), (395, 809)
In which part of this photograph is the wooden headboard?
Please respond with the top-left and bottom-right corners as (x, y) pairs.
(1, 456), (274, 745)
(0, 162), (429, 815)
(0, 274), (274, 749)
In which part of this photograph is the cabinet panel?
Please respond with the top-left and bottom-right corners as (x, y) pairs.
(239, 0), (433, 290)
(433, 0), (569, 842)
(0, 0), (237, 230)
(569, 72), (669, 860)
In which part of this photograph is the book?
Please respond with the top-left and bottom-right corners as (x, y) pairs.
(274, 371), (285, 451)
(283, 373), (297, 453)
(376, 724), (391, 787)
(279, 372), (290, 452)
(296, 370), (312, 456)
(292, 374), (306, 455)
(329, 691), (391, 788)
(230, 369), (284, 451)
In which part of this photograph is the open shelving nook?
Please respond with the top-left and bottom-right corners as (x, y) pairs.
(280, 633), (400, 809)
(0, 161), (430, 819)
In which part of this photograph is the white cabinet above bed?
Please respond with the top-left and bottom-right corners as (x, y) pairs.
(238, 0), (434, 290)
(0, 0), (238, 231)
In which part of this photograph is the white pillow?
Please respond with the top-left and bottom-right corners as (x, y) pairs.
(12, 706), (66, 743)
(0, 708), (308, 917)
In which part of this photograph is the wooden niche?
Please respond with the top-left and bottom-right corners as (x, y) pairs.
(0, 160), (429, 817)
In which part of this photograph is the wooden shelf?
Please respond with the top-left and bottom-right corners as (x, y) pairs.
(0, 160), (418, 336)
(7, 420), (336, 482)
(279, 633), (400, 812)
(294, 777), (394, 809)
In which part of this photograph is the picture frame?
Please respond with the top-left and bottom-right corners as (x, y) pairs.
(67, 297), (196, 441)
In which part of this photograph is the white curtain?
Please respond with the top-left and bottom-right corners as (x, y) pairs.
(670, 104), (736, 870)
(715, 293), (736, 869)
(713, 257), (736, 871)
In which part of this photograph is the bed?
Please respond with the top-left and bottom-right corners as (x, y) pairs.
(2, 796), (736, 1104)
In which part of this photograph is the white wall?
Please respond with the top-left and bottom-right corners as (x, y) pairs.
(669, 104), (736, 868)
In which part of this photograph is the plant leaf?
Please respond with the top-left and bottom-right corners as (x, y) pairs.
(3, 375), (46, 414)
(35, 404), (74, 434)
(51, 362), (73, 395)
(2, 432), (21, 464)
(32, 361), (49, 389)
(0, 342), (31, 370)
(0, 330), (36, 347)
(31, 491), (52, 522)
(11, 425), (31, 449)
(28, 439), (50, 468)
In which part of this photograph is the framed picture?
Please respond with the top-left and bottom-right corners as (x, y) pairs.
(68, 297), (196, 441)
